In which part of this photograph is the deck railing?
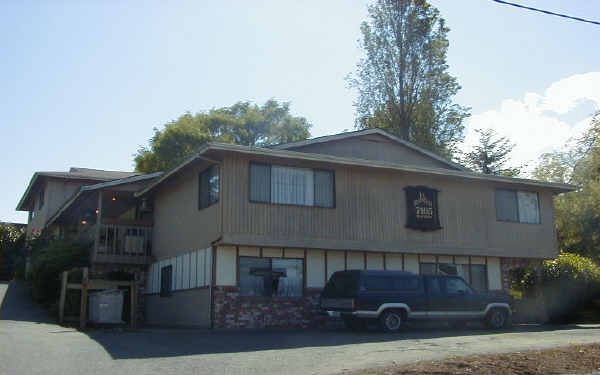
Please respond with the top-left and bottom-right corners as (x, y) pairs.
(93, 224), (152, 264)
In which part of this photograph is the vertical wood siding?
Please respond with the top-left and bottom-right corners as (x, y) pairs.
(221, 154), (557, 259)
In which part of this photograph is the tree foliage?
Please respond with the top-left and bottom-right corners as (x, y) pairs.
(460, 128), (521, 176)
(347, 0), (470, 158)
(0, 224), (25, 280)
(533, 113), (600, 260)
(134, 100), (311, 173)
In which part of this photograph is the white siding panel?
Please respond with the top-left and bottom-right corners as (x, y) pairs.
(170, 258), (176, 291)
(347, 252), (364, 270)
(420, 255), (436, 263)
(284, 248), (305, 258)
(487, 257), (502, 290)
(205, 248), (212, 286)
(216, 246), (236, 286)
(190, 251), (197, 288)
(326, 251), (345, 280)
(386, 254), (403, 270)
(471, 256), (486, 265)
(366, 253), (384, 270)
(185, 252), (192, 289)
(438, 255), (452, 264)
(195, 250), (203, 287)
(404, 254), (419, 273)
(263, 247), (283, 258)
(239, 246), (260, 257)
(306, 249), (325, 288)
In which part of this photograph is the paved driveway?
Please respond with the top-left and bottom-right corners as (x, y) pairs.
(2, 281), (600, 375)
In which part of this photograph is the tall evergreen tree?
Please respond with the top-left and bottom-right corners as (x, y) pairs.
(460, 128), (521, 176)
(347, 0), (470, 158)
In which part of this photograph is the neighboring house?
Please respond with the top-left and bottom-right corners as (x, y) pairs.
(16, 129), (575, 329)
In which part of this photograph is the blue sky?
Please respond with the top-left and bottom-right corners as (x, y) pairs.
(1, 0), (599, 223)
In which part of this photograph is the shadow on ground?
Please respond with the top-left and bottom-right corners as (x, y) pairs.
(0, 280), (52, 323)
(2, 280), (598, 360)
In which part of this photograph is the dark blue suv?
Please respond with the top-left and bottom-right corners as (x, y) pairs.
(320, 270), (514, 332)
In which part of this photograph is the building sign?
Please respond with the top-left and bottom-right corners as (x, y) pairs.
(404, 186), (442, 231)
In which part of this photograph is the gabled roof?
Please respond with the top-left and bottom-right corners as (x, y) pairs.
(16, 167), (140, 211)
(271, 128), (468, 171)
(135, 142), (576, 197)
(45, 172), (163, 227)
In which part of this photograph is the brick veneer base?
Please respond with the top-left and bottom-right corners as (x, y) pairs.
(213, 286), (328, 329)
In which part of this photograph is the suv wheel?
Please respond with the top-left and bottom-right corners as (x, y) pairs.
(485, 308), (508, 330)
(379, 310), (403, 333)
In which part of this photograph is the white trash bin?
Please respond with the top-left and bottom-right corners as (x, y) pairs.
(88, 289), (124, 324)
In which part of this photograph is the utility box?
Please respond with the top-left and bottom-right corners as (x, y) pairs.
(88, 289), (124, 324)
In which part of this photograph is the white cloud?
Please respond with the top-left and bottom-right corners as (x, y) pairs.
(462, 72), (600, 173)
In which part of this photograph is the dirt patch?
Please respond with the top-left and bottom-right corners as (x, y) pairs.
(343, 343), (600, 375)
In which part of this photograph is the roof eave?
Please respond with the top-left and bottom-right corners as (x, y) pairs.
(136, 142), (577, 197)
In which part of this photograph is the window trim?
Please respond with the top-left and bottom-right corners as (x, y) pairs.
(248, 162), (336, 209)
(198, 164), (220, 210)
(495, 188), (541, 224)
(237, 255), (305, 298)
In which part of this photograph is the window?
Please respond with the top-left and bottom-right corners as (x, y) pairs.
(160, 265), (172, 297)
(420, 261), (488, 292)
(495, 189), (540, 224)
(419, 263), (437, 275)
(445, 277), (472, 295)
(249, 163), (335, 208)
(38, 189), (44, 210)
(239, 257), (304, 297)
(199, 165), (220, 209)
(470, 264), (487, 293)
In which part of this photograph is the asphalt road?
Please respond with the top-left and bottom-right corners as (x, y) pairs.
(2, 280), (600, 375)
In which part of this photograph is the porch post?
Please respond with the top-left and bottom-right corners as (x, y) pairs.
(94, 191), (103, 261)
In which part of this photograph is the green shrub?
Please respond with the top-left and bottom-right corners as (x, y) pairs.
(29, 240), (91, 306)
(542, 252), (600, 323)
(509, 267), (538, 299)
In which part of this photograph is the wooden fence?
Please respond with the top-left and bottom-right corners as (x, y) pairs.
(58, 267), (137, 329)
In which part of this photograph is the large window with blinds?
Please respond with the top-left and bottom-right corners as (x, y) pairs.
(495, 189), (540, 224)
(249, 162), (335, 208)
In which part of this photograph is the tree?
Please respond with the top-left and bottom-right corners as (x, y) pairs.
(533, 113), (600, 261)
(134, 100), (311, 173)
(347, 0), (470, 158)
(0, 224), (25, 280)
(460, 128), (522, 176)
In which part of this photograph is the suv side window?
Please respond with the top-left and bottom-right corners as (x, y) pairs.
(445, 277), (473, 295)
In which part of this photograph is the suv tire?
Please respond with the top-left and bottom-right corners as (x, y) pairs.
(485, 308), (509, 330)
(379, 309), (403, 333)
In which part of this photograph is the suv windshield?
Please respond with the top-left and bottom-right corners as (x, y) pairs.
(323, 272), (359, 297)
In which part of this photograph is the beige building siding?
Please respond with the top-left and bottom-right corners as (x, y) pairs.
(151, 160), (221, 259)
(214, 246), (504, 292)
(26, 178), (95, 238)
(286, 133), (455, 170)
(221, 155), (557, 259)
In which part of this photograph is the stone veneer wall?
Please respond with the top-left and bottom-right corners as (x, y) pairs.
(213, 286), (328, 329)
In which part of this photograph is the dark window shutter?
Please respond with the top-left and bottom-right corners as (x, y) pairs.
(160, 265), (172, 297)
(495, 189), (518, 222)
(314, 170), (335, 208)
(249, 163), (271, 202)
